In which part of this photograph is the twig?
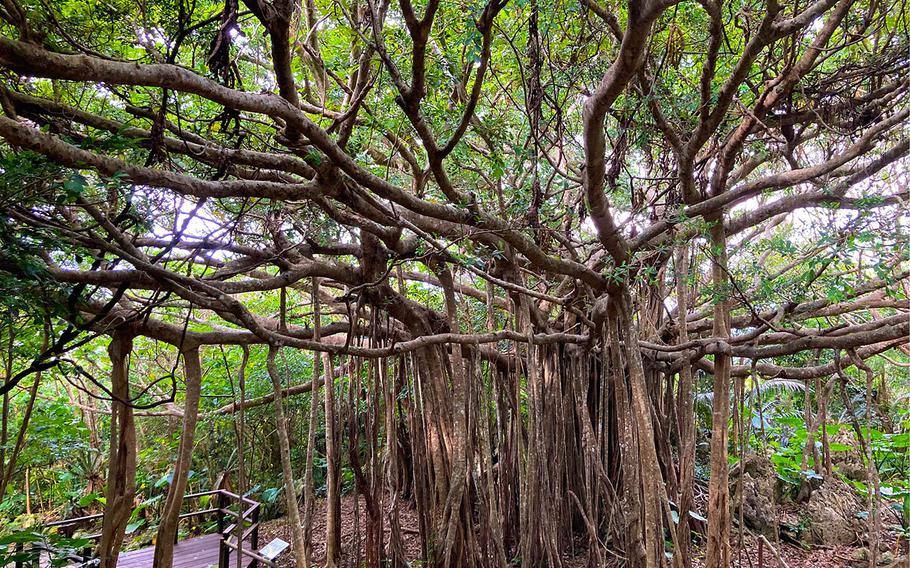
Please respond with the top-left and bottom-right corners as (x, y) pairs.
(757, 534), (791, 568)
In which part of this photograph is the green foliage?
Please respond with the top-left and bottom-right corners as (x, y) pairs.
(0, 0), (904, 558)
(0, 530), (92, 567)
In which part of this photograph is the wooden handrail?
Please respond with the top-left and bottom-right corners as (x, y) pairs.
(35, 488), (264, 568)
(185, 489), (258, 507)
(44, 490), (259, 527)
(216, 493), (262, 568)
(222, 522), (258, 543)
(178, 507), (220, 519)
(223, 503), (260, 522)
(43, 513), (103, 530)
(221, 538), (276, 567)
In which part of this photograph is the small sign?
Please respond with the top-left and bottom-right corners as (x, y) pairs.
(259, 538), (290, 561)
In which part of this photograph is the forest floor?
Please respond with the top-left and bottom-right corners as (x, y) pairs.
(258, 495), (908, 567)
(259, 494), (422, 567)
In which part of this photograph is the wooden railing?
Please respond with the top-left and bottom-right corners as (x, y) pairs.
(188, 489), (264, 568)
(18, 489), (266, 568)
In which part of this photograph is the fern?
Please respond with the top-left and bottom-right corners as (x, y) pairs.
(694, 378), (806, 410)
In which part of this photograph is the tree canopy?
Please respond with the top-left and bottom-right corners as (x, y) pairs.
(0, 0), (906, 566)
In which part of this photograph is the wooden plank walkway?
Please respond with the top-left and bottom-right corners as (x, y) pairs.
(40, 489), (266, 568)
(117, 534), (254, 568)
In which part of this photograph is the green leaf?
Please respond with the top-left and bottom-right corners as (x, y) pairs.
(62, 173), (88, 199)
(261, 487), (281, 503)
(0, 531), (46, 545)
(77, 492), (100, 507)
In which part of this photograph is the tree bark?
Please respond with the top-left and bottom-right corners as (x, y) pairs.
(705, 220), (732, 568)
(617, 290), (672, 567)
(266, 345), (308, 567)
(301, 377), (319, 565)
(154, 345), (204, 568)
(235, 345), (249, 568)
(322, 351), (341, 568)
(98, 329), (137, 568)
(674, 245), (696, 568)
(435, 264), (471, 567)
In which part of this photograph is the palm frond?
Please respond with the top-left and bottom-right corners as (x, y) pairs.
(755, 379), (806, 396)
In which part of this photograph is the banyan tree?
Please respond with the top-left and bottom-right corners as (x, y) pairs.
(0, 0), (906, 566)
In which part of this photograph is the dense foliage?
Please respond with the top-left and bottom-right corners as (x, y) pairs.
(0, 0), (906, 566)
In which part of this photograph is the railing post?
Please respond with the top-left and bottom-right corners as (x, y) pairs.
(215, 491), (224, 535)
(219, 538), (230, 568)
(250, 504), (260, 568)
(217, 491), (229, 568)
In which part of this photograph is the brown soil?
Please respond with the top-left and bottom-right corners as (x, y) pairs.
(259, 496), (907, 567)
(257, 494), (422, 567)
(693, 538), (906, 568)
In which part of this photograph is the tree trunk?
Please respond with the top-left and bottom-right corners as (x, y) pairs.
(266, 346), (308, 567)
(436, 265), (471, 567)
(674, 246), (696, 568)
(236, 345), (249, 568)
(0, 322), (12, 486)
(617, 290), (672, 567)
(302, 353), (320, 565)
(705, 220), (732, 568)
(322, 352), (342, 568)
(853, 353), (882, 568)
(98, 329), (137, 568)
(153, 345), (204, 568)
(606, 304), (645, 566)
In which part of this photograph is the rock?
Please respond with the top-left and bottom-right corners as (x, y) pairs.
(852, 547), (869, 563)
(731, 453), (778, 537)
(831, 430), (868, 481)
(806, 479), (867, 545)
(850, 549), (899, 567)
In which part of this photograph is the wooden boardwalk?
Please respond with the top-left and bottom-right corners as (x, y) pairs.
(117, 533), (255, 568)
(36, 489), (268, 568)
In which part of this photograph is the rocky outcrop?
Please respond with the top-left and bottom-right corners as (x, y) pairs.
(806, 479), (867, 545)
(831, 430), (867, 481)
(731, 453), (778, 537)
